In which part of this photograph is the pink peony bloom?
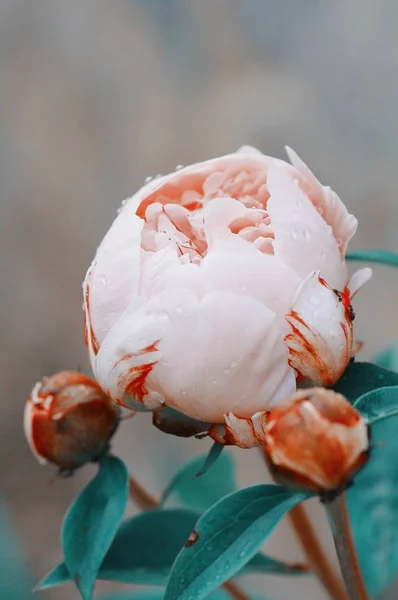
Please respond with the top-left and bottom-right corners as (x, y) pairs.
(83, 146), (371, 424)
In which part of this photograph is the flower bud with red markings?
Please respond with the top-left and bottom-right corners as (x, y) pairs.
(263, 388), (369, 496)
(24, 371), (119, 472)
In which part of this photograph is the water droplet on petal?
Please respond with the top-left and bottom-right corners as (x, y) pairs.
(293, 178), (300, 186)
(292, 211), (300, 221)
(145, 175), (153, 183)
(310, 295), (320, 306)
(176, 164), (184, 170)
(155, 173), (162, 179)
(303, 228), (311, 240)
(230, 361), (238, 368)
(291, 228), (298, 240)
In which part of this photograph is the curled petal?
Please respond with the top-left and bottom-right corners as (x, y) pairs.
(348, 267), (372, 298)
(208, 411), (268, 448)
(285, 147), (358, 255)
(285, 272), (353, 386)
(267, 163), (346, 290)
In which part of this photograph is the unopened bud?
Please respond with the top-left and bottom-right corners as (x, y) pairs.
(24, 371), (119, 472)
(263, 388), (369, 496)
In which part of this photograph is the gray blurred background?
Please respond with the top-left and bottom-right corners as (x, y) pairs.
(2, 1), (398, 599)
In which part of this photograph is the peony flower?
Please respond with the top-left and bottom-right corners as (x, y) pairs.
(262, 388), (369, 494)
(83, 146), (371, 425)
(24, 371), (119, 471)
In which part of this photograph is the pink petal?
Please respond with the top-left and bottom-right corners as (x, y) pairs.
(84, 197), (144, 347)
(348, 267), (372, 298)
(267, 162), (347, 290)
(285, 271), (353, 386)
(149, 290), (295, 422)
(285, 147), (357, 255)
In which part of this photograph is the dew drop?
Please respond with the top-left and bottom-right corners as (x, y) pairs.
(155, 173), (162, 179)
(230, 361), (238, 368)
(303, 228), (311, 240)
(310, 295), (320, 306)
(290, 228), (298, 240)
(293, 178), (300, 186)
(212, 379), (218, 385)
(292, 211), (300, 221)
(144, 175), (153, 183)
(378, 374), (385, 381)
(176, 164), (184, 170)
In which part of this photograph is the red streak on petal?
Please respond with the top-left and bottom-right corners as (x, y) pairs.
(124, 362), (157, 401)
(84, 281), (100, 356)
(116, 342), (160, 402)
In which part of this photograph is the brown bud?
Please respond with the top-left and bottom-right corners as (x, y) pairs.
(24, 371), (119, 472)
(263, 388), (369, 495)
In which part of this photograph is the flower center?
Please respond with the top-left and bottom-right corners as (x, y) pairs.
(139, 167), (275, 262)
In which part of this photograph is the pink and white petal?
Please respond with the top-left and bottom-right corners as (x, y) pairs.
(94, 297), (169, 410)
(348, 268), (372, 298)
(267, 163), (347, 290)
(223, 412), (262, 448)
(285, 147), (357, 255)
(86, 196), (144, 345)
(200, 236), (302, 330)
(147, 289), (296, 422)
(236, 145), (265, 156)
(285, 271), (353, 386)
(203, 197), (248, 242)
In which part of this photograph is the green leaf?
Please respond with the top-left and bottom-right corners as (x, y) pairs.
(242, 552), (308, 576)
(164, 484), (307, 600)
(348, 407), (398, 596)
(95, 590), (235, 600)
(161, 450), (235, 512)
(354, 386), (398, 423)
(332, 362), (398, 403)
(196, 443), (225, 477)
(35, 562), (71, 590)
(346, 249), (398, 267)
(62, 455), (129, 600)
(374, 344), (398, 372)
(39, 509), (199, 590)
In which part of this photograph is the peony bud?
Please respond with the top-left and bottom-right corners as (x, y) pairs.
(24, 371), (119, 472)
(263, 388), (369, 495)
(83, 145), (371, 425)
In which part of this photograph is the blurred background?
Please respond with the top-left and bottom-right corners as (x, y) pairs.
(2, 1), (398, 599)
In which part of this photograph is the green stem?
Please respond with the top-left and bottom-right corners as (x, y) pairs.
(325, 493), (368, 600)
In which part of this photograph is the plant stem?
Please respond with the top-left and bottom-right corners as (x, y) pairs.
(129, 475), (159, 509)
(325, 493), (368, 600)
(128, 475), (250, 600)
(289, 503), (348, 600)
(222, 580), (251, 600)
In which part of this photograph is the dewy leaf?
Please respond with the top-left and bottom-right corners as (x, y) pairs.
(161, 450), (235, 512)
(62, 455), (129, 600)
(374, 344), (398, 372)
(242, 552), (308, 576)
(346, 249), (398, 267)
(164, 484), (307, 600)
(354, 386), (398, 424)
(96, 590), (235, 600)
(196, 443), (225, 477)
(347, 406), (398, 597)
(332, 361), (398, 404)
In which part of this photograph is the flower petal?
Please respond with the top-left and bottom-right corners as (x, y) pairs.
(285, 146), (357, 255)
(285, 271), (353, 386)
(348, 267), (372, 298)
(267, 162), (347, 290)
(84, 197), (144, 347)
(147, 290), (296, 422)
